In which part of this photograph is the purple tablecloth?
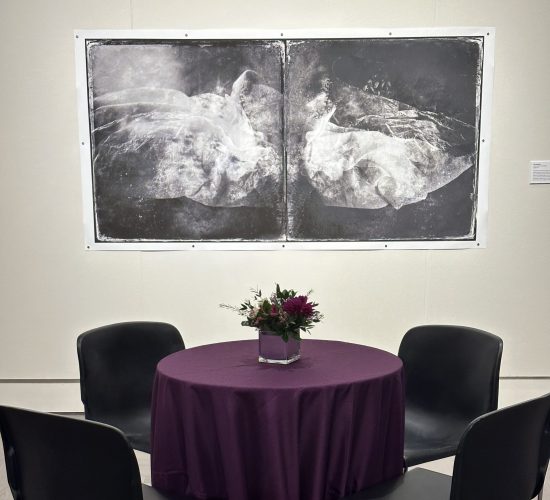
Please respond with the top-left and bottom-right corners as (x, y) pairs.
(151, 339), (404, 500)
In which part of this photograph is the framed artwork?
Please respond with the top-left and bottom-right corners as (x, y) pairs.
(75, 28), (494, 250)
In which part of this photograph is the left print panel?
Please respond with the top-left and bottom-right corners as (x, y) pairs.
(85, 38), (285, 242)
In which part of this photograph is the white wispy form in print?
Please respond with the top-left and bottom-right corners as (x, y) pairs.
(92, 71), (282, 208)
(304, 87), (475, 210)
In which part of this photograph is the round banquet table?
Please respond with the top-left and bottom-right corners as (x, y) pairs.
(151, 339), (404, 500)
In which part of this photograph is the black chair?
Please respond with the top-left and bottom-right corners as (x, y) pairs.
(343, 392), (550, 500)
(399, 324), (503, 468)
(0, 405), (183, 500)
(77, 321), (185, 453)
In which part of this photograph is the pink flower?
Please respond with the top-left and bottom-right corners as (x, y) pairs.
(282, 296), (314, 317)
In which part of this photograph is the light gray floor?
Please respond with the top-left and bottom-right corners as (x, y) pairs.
(0, 426), (547, 499)
(0, 442), (8, 500)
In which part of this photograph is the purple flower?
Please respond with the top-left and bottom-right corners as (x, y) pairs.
(282, 296), (314, 317)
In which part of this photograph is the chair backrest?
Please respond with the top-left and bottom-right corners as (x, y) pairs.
(0, 405), (144, 500)
(77, 321), (184, 420)
(450, 393), (550, 500)
(398, 325), (503, 420)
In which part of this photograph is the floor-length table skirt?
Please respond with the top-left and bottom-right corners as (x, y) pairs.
(151, 339), (404, 500)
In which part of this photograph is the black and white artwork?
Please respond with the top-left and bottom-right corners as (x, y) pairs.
(85, 39), (285, 241)
(286, 38), (482, 241)
(76, 30), (493, 249)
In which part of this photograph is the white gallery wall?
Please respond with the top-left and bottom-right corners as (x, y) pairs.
(0, 0), (549, 412)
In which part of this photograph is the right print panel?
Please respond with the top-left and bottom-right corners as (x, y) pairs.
(285, 37), (483, 242)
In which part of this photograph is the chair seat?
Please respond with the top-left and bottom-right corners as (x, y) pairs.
(142, 484), (177, 500)
(94, 410), (151, 453)
(342, 468), (452, 500)
(404, 408), (469, 466)
(142, 484), (198, 500)
(142, 484), (172, 500)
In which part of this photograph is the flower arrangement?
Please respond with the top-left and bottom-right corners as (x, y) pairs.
(223, 285), (323, 342)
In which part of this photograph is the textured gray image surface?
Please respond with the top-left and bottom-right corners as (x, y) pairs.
(286, 37), (483, 241)
(87, 40), (285, 241)
(85, 36), (483, 243)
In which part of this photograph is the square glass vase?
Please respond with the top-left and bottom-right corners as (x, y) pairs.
(258, 330), (301, 364)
